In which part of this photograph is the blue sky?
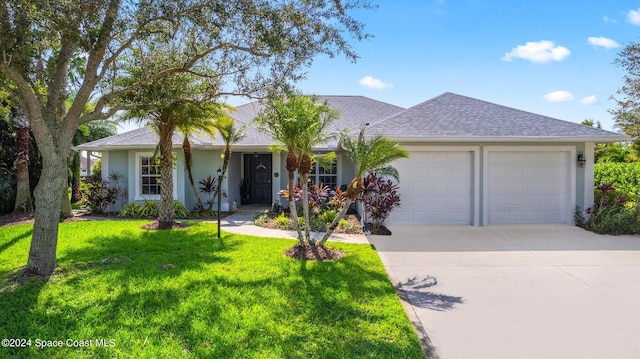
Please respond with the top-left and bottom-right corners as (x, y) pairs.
(120, 0), (640, 133)
(293, 0), (640, 132)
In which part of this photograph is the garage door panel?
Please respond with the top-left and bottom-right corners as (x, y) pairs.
(388, 150), (474, 225)
(488, 151), (568, 224)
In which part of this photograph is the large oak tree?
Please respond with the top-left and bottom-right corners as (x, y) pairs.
(0, 0), (372, 277)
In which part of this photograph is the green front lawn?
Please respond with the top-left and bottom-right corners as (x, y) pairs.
(0, 221), (424, 358)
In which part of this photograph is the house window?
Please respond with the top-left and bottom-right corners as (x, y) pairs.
(140, 156), (161, 195)
(309, 156), (338, 190)
(135, 152), (177, 200)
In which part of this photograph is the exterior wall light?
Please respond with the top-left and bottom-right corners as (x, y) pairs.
(577, 152), (586, 168)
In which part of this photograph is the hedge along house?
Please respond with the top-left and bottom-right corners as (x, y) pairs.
(76, 92), (626, 226)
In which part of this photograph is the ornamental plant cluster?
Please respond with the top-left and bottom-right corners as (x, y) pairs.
(578, 182), (640, 235)
(273, 183), (349, 232)
(361, 173), (402, 231)
(579, 163), (640, 235)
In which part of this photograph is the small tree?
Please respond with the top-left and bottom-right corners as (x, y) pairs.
(255, 93), (337, 243)
(319, 127), (408, 245)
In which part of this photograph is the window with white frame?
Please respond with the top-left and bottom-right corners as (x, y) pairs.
(135, 152), (177, 200)
(308, 156), (338, 190)
(140, 156), (161, 195)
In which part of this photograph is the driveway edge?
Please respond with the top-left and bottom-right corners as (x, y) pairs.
(372, 245), (439, 359)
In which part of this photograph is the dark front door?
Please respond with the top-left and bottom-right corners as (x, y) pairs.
(244, 154), (272, 204)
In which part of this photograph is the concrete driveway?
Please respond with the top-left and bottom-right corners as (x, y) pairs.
(369, 225), (640, 359)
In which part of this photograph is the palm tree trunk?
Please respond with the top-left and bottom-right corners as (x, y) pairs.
(287, 171), (303, 242)
(301, 173), (311, 241)
(13, 107), (33, 212)
(183, 137), (204, 211)
(158, 125), (175, 228)
(212, 146), (231, 207)
(319, 197), (353, 245)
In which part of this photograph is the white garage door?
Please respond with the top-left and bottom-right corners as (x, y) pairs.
(487, 151), (568, 224)
(388, 151), (474, 225)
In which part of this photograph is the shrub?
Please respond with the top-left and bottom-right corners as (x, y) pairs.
(275, 211), (292, 229)
(361, 174), (401, 231)
(81, 176), (118, 214)
(119, 202), (142, 217)
(308, 183), (332, 210)
(338, 218), (359, 233)
(118, 200), (190, 219)
(594, 162), (640, 198)
(198, 175), (218, 210)
(583, 183), (640, 235)
(173, 201), (190, 219)
(322, 208), (338, 223)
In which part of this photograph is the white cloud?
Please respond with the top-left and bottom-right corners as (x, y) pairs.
(544, 90), (574, 102)
(359, 76), (393, 90)
(582, 95), (598, 105)
(628, 8), (640, 25)
(603, 15), (616, 23)
(502, 40), (570, 64)
(588, 36), (619, 49)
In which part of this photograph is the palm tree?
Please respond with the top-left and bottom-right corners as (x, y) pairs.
(211, 116), (245, 203)
(319, 126), (409, 245)
(254, 94), (313, 241)
(139, 101), (223, 228)
(293, 99), (338, 241)
(178, 103), (236, 212)
(12, 104), (33, 213)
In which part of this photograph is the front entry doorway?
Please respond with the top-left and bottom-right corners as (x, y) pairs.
(244, 154), (272, 205)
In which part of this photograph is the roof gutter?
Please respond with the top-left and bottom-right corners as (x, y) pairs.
(384, 135), (632, 143)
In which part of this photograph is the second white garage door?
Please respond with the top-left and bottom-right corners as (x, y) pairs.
(388, 151), (474, 225)
(487, 151), (569, 224)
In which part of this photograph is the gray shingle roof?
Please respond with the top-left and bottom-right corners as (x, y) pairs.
(368, 92), (627, 142)
(77, 96), (405, 151)
(75, 92), (627, 151)
(75, 126), (186, 150)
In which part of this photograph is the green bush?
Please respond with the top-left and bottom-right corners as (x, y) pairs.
(582, 182), (640, 235)
(322, 208), (338, 223)
(118, 200), (189, 219)
(584, 204), (640, 235)
(173, 201), (189, 219)
(594, 162), (640, 198)
(274, 211), (293, 230)
(119, 202), (142, 217)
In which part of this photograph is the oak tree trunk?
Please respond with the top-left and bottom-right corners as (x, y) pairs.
(26, 152), (68, 276)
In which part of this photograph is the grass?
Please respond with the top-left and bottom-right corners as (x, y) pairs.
(0, 220), (424, 358)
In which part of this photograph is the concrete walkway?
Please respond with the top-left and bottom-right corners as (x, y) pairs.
(369, 224), (640, 359)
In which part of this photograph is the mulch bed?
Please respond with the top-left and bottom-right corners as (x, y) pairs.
(365, 223), (392, 235)
(258, 213), (363, 234)
(0, 212), (89, 227)
(284, 240), (346, 261)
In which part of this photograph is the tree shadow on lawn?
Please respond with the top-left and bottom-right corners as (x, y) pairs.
(280, 249), (425, 358)
(0, 227), (423, 358)
(0, 225), (241, 358)
(0, 228), (33, 255)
